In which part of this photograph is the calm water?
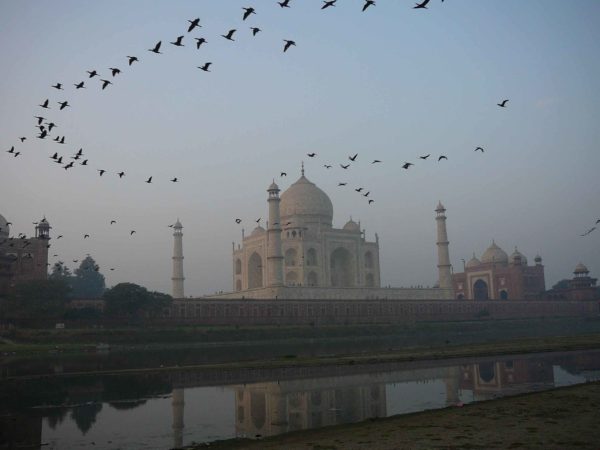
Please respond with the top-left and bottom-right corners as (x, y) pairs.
(2, 349), (600, 449)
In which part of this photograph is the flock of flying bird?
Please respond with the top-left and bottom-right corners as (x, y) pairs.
(2, 0), (594, 277)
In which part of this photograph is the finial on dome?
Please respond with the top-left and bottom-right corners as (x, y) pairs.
(301, 161), (305, 177)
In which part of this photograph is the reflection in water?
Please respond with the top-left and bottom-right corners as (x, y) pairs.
(2, 350), (600, 449)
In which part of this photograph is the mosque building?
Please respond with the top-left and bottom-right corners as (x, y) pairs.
(0, 214), (51, 296)
(452, 242), (546, 301)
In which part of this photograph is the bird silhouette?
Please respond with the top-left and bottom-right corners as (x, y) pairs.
(419, 154), (430, 160)
(74, 81), (85, 89)
(371, 159), (381, 164)
(497, 99), (509, 107)
(117, 171), (125, 178)
(198, 62), (212, 72)
(475, 147), (484, 152)
(235, 218), (242, 224)
(349, 153), (358, 161)
(363, 191), (370, 197)
(242, 7), (256, 20)
(127, 56), (139, 66)
(355, 187), (363, 192)
(171, 35), (185, 47)
(130, 230), (136, 235)
(195, 38), (207, 49)
(402, 162), (413, 169)
(100, 79), (112, 90)
(109, 67), (121, 76)
(146, 176), (153, 183)
(81, 159), (88, 166)
(278, 0), (291, 7)
(363, 0), (375, 11)
(63, 162), (74, 170)
(75, 148), (83, 157)
(188, 18), (201, 32)
(324, 164), (332, 169)
(255, 218), (261, 223)
(368, 199), (374, 204)
(7, 146), (14, 154)
(222, 29), (236, 41)
(110, 220), (117, 224)
(83, 235), (90, 239)
(414, 0), (430, 8)
(34, 116), (44, 125)
(580, 227), (596, 236)
(251, 27), (261, 36)
(39, 99), (50, 109)
(13, 152), (20, 158)
(58, 101), (70, 110)
(52, 83), (64, 90)
(149, 41), (162, 54)
(338, 182), (347, 186)
(55, 156), (63, 164)
(322, 0), (337, 9)
(87, 70), (99, 78)
(340, 164), (350, 169)
(438, 155), (448, 161)
(307, 152), (316, 157)
(98, 169), (106, 176)
(280, 172), (287, 177)
(283, 40), (296, 52)
(596, 219), (600, 225)
(170, 177), (178, 182)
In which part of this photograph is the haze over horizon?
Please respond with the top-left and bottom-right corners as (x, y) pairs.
(1, 0), (599, 296)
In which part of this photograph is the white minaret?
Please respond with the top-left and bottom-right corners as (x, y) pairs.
(172, 219), (185, 298)
(267, 181), (284, 287)
(435, 202), (452, 289)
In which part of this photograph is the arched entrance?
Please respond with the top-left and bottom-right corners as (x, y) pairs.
(285, 248), (298, 267)
(307, 271), (318, 286)
(248, 252), (263, 289)
(365, 273), (375, 287)
(499, 290), (508, 300)
(235, 259), (242, 275)
(286, 271), (298, 285)
(330, 247), (354, 287)
(473, 279), (489, 301)
(306, 248), (317, 266)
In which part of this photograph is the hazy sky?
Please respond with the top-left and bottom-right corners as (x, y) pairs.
(1, 0), (599, 296)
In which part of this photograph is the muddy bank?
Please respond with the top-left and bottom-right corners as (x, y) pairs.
(199, 381), (600, 450)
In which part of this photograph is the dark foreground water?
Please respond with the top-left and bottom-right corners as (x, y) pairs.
(2, 349), (600, 449)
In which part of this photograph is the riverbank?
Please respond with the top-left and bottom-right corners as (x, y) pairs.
(198, 381), (600, 449)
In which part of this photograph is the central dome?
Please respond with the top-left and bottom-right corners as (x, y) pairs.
(280, 174), (333, 225)
(481, 241), (509, 265)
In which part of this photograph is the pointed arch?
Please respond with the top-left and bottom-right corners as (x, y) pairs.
(248, 252), (263, 289)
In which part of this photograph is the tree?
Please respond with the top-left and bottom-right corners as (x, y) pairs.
(49, 261), (73, 282)
(103, 283), (172, 319)
(71, 256), (105, 299)
(2, 279), (71, 319)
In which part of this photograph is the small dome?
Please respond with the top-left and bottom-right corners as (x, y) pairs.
(343, 219), (360, 232)
(466, 254), (481, 269)
(268, 181), (279, 191)
(510, 247), (528, 265)
(280, 174), (333, 226)
(481, 241), (508, 265)
(250, 225), (265, 237)
(534, 254), (542, 262)
(435, 201), (445, 212)
(574, 263), (589, 274)
(174, 219), (183, 229)
(0, 213), (9, 238)
(37, 217), (50, 228)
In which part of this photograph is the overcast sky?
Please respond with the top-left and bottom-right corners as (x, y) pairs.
(1, 0), (599, 296)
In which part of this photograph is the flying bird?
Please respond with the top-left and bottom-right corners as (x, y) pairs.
(322, 0), (337, 9)
(580, 227), (596, 237)
(475, 147), (484, 152)
(170, 178), (178, 182)
(39, 99), (50, 109)
(84, 234), (90, 239)
(98, 169), (106, 176)
(413, 0), (431, 8)
(278, 0), (291, 7)
(188, 18), (201, 32)
(100, 79), (112, 90)
(255, 218), (261, 223)
(87, 70), (99, 78)
(497, 99), (509, 107)
(130, 230), (136, 235)
(7, 146), (14, 153)
(402, 162), (413, 169)
(109, 67), (121, 76)
(195, 38), (207, 49)
(324, 164), (332, 169)
(222, 29), (236, 41)
(63, 162), (74, 170)
(34, 116), (44, 125)
(355, 187), (363, 193)
(349, 153), (358, 161)
(368, 199), (374, 204)
(338, 182), (347, 186)
(58, 101), (70, 110)
(242, 7), (256, 20)
(372, 160), (381, 164)
(117, 171), (125, 178)
(145, 176), (153, 183)
(283, 40), (296, 52)
(149, 41), (162, 54)
(307, 152), (316, 157)
(52, 83), (64, 90)
(340, 164), (350, 169)
(80, 159), (88, 166)
(363, 191), (370, 197)
(280, 172), (287, 177)
(198, 62), (212, 72)
(110, 220), (117, 224)
(171, 35), (185, 47)
(363, 0), (375, 11)
(74, 81), (85, 89)
(235, 218), (242, 224)
(127, 56), (139, 66)
(419, 154), (430, 160)
(250, 27), (261, 36)
(438, 155), (448, 161)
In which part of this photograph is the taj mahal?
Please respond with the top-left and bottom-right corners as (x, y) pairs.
(171, 166), (455, 301)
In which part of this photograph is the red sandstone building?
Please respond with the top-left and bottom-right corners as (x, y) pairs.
(543, 263), (598, 301)
(452, 242), (546, 300)
(0, 214), (51, 296)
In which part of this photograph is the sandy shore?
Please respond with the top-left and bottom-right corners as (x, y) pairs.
(200, 381), (600, 450)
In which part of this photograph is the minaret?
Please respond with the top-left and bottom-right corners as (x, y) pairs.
(435, 202), (452, 289)
(172, 219), (185, 298)
(267, 180), (284, 287)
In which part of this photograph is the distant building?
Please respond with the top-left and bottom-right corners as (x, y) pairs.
(543, 263), (598, 301)
(0, 213), (51, 296)
(452, 242), (545, 300)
